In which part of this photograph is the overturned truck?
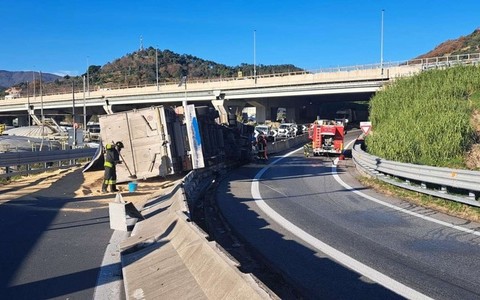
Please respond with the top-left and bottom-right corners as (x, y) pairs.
(96, 105), (253, 183)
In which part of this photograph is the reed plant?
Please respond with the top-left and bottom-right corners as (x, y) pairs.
(366, 65), (480, 167)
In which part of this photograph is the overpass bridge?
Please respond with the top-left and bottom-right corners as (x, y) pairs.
(1, 53), (478, 126)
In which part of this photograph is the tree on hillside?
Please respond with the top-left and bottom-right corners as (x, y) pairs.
(25, 47), (304, 92)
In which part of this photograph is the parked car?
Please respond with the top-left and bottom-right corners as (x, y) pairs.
(254, 124), (277, 142)
(277, 123), (297, 139)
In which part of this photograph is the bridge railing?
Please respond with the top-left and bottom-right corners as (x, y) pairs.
(0, 147), (97, 180)
(4, 52), (480, 102)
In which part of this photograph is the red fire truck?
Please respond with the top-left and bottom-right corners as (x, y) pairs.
(306, 119), (345, 156)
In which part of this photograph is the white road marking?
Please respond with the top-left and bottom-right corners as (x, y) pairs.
(94, 229), (128, 299)
(251, 147), (433, 299)
(336, 140), (480, 237)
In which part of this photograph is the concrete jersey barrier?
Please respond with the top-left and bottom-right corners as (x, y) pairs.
(119, 182), (271, 299)
(118, 134), (311, 299)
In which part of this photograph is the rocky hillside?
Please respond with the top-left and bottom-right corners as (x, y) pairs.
(416, 28), (480, 59)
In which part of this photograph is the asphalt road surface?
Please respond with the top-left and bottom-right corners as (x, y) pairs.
(216, 136), (480, 299)
(0, 169), (120, 299)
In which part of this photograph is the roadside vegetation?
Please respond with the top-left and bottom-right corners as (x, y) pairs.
(363, 65), (480, 220)
(366, 65), (480, 169)
(358, 176), (480, 222)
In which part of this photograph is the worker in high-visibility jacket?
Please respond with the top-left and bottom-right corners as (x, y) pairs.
(102, 141), (124, 193)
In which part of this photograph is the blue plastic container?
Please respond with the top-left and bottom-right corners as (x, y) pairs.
(128, 181), (138, 192)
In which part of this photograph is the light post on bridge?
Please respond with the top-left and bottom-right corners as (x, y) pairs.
(156, 47), (159, 91)
(380, 9), (385, 75)
(253, 30), (257, 84)
(87, 56), (90, 96)
(72, 79), (77, 148)
(83, 75), (87, 130)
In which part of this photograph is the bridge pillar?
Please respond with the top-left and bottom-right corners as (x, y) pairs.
(103, 98), (113, 115)
(286, 107), (297, 123)
(255, 106), (267, 123)
(13, 116), (30, 127)
(247, 101), (268, 123)
(211, 99), (246, 125)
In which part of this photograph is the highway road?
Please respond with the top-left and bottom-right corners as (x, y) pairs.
(216, 132), (480, 299)
(0, 169), (123, 299)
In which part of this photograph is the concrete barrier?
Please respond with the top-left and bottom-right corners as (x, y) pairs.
(268, 134), (309, 154)
(119, 182), (271, 299)
(118, 135), (309, 299)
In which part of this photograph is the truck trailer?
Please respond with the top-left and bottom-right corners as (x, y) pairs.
(95, 105), (253, 183)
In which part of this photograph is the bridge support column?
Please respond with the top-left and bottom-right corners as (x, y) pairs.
(247, 101), (268, 123)
(13, 116), (29, 127)
(102, 98), (113, 115)
(211, 99), (246, 125)
(255, 106), (267, 123)
(286, 107), (297, 123)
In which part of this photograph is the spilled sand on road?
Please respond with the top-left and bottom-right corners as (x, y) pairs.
(0, 167), (178, 210)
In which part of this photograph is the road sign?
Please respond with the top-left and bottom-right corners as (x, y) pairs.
(360, 121), (372, 135)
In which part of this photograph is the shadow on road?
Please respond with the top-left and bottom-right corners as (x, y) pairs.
(214, 155), (403, 299)
(0, 168), (117, 299)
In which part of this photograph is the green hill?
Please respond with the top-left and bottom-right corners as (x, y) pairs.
(97, 47), (302, 88)
(2, 47), (303, 97)
(366, 65), (480, 169)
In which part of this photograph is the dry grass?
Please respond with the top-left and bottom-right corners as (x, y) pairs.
(357, 176), (480, 223)
(465, 144), (480, 169)
(465, 109), (480, 169)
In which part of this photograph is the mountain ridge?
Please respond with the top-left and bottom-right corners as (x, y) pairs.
(0, 70), (60, 89)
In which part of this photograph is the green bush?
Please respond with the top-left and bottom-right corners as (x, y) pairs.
(366, 65), (480, 167)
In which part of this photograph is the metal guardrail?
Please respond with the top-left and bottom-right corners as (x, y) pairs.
(0, 148), (97, 179)
(352, 141), (480, 208)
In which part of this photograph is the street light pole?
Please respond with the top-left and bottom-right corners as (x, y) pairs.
(183, 76), (187, 108)
(27, 81), (31, 126)
(33, 71), (36, 102)
(72, 80), (76, 147)
(39, 71), (43, 124)
(253, 30), (257, 84)
(40, 71), (44, 145)
(87, 56), (90, 96)
(156, 47), (159, 91)
(380, 9), (385, 75)
(83, 75), (87, 130)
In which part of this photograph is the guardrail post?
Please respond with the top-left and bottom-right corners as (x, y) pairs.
(468, 192), (476, 200)
(440, 186), (448, 194)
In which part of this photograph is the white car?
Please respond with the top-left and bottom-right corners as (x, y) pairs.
(277, 123), (296, 139)
(255, 125), (277, 142)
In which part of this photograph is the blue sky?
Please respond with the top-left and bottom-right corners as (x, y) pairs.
(1, 0), (479, 76)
